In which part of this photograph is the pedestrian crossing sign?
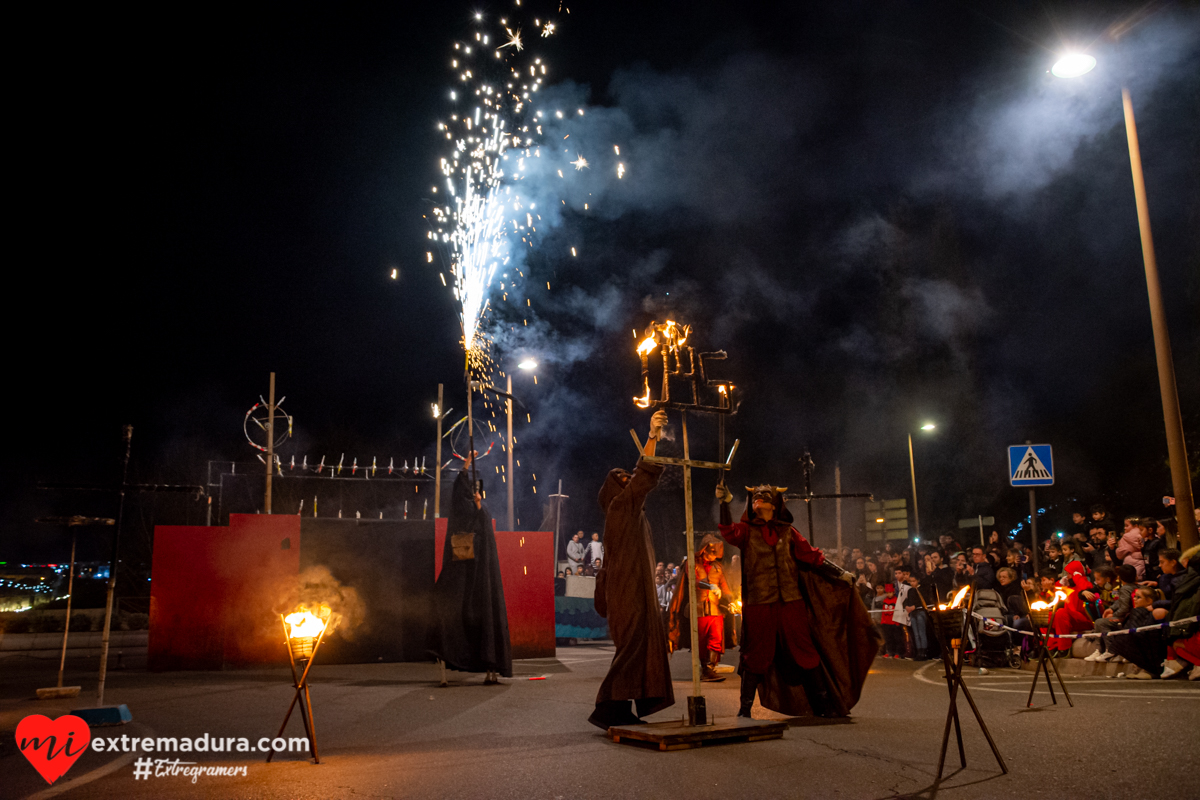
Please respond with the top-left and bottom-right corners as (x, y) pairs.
(1009, 444), (1054, 487)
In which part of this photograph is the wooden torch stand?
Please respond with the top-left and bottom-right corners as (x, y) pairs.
(924, 594), (1007, 783)
(1025, 611), (1073, 708)
(267, 615), (332, 764)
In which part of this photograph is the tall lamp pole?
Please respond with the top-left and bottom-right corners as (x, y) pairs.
(908, 422), (936, 542)
(1052, 53), (1197, 549)
(508, 359), (538, 532)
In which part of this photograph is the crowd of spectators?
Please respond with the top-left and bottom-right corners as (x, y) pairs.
(822, 505), (1200, 681)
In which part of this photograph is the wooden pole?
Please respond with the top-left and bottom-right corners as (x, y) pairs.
(1122, 88), (1197, 550)
(435, 383), (444, 518)
(682, 412), (702, 708)
(507, 374), (514, 531)
(97, 425), (132, 706)
(57, 530), (77, 688)
(835, 463), (843, 557)
(266, 372), (275, 514)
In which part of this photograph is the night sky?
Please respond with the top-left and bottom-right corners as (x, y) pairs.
(7, 1), (1198, 569)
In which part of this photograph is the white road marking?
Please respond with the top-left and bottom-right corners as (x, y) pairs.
(912, 662), (1200, 698)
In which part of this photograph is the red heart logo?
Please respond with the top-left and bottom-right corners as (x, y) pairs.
(16, 714), (91, 785)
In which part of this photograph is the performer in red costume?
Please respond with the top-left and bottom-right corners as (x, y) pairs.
(667, 534), (733, 681)
(718, 484), (879, 718)
(1047, 562), (1095, 657)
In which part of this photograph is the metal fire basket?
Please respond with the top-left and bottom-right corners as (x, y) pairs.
(267, 612), (339, 764)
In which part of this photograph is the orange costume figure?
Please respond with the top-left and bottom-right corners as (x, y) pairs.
(667, 534), (733, 681)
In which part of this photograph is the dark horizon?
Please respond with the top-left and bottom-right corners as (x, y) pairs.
(6, 0), (1197, 571)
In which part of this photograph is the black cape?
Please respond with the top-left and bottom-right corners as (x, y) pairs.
(427, 470), (512, 677)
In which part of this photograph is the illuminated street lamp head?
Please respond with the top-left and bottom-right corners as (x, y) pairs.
(1051, 53), (1096, 78)
(920, 423), (936, 432)
(517, 359), (538, 371)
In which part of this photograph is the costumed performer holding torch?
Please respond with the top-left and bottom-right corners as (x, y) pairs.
(717, 484), (879, 718)
(589, 409), (675, 729)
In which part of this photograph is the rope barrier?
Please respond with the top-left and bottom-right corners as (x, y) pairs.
(972, 613), (1198, 641)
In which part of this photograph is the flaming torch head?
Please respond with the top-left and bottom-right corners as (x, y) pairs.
(284, 605), (331, 662)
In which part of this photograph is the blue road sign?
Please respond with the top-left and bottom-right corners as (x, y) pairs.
(1009, 444), (1054, 487)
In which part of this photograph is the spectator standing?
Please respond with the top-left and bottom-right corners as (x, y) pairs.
(585, 533), (604, 575)
(880, 584), (904, 658)
(566, 532), (585, 574)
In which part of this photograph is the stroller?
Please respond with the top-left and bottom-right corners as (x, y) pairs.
(967, 589), (1021, 668)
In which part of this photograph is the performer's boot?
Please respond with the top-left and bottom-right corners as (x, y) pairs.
(701, 648), (725, 682)
(738, 672), (762, 718)
(800, 668), (844, 718)
(588, 700), (640, 730)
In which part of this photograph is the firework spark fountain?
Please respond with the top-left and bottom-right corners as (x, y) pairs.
(428, 4), (568, 363)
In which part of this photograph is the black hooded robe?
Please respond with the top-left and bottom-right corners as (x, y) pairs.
(593, 461), (675, 720)
(427, 469), (513, 677)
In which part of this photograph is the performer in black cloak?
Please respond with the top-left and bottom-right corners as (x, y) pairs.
(589, 409), (675, 728)
(428, 453), (512, 684)
(718, 484), (879, 718)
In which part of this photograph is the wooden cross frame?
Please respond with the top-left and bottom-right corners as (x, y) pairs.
(630, 414), (739, 725)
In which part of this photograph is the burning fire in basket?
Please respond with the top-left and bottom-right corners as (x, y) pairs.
(937, 585), (971, 611)
(268, 603), (341, 765)
(284, 605), (332, 662)
(1027, 589), (1069, 628)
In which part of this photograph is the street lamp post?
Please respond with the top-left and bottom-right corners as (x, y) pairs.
(1052, 54), (1198, 550)
(508, 359), (538, 531)
(908, 423), (936, 542)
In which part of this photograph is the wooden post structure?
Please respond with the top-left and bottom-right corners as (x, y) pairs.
(631, 422), (738, 726)
(835, 463), (843, 557)
(265, 372), (275, 514)
(97, 425), (132, 706)
(435, 383), (444, 518)
(507, 374), (515, 531)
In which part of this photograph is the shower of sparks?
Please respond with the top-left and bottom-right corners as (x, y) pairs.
(426, 2), (627, 380)
(499, 27), (523, 51)
(429, 4), (562, 357)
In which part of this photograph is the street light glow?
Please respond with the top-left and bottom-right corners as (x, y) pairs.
(1051, 53), (1096, 78)
(517, 359), (538, 370)
(920, 422), (936, 431)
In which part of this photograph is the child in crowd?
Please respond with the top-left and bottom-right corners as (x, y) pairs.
(1110, 586), (1166, 679)
(1117, 518), (1146, 580)
(1043, 542), (1064, 575)
(880, 584), (904, 658)
(1085, 565), (1138, 662)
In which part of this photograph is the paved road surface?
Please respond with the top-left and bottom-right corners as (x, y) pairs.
(3, 647), (1198, 799)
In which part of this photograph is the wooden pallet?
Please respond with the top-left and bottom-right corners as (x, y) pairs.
(609, 717), (787, 751)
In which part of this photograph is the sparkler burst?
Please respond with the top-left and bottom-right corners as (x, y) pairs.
(429, 4), (565, 359)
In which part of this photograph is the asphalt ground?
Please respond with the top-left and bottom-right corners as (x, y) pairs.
(3, 646), (1198, 800)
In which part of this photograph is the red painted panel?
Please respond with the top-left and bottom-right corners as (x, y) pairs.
(148, 515), (299, 670)
(433, 519), (555, 659)
(495, 530), (556, 659)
